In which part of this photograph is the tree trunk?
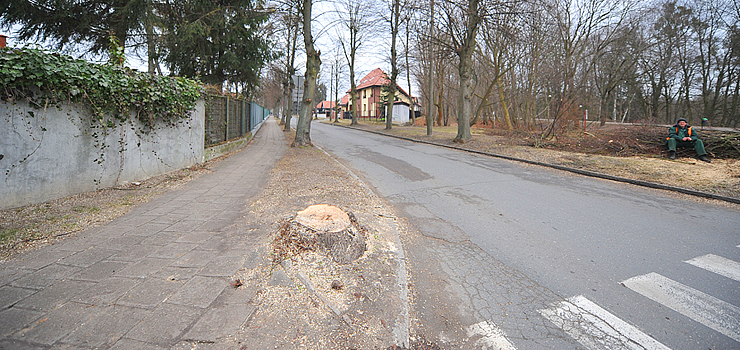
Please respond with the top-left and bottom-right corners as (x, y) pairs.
(436, 81), (444, 127)
(293, 0), (321, 147)
(385, 0), (400, 130)
(406, 21), (414, 126)
(426, 0), (435, 136)
(453, 0), (480, 143)
(497, 78), (513, 130)
(275, 205), (367, 264)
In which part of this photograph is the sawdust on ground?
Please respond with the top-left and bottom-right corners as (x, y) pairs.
(224, 129), (409, 348)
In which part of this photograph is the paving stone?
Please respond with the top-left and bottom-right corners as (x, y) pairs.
(114, 258), (172, 279)
(14, 280), (96, 311)
(0, 308), (44, 338)
(104, 235), (147, 251)
(10, 264), (81, 290)
(72, 277), (139, 306)
(0, 339), (45, 349)
(184, 303), (255, 342)
(104, 214), (155, 228)
(161, 220), (207, 234)
(167, 276), (226, 308)
(148, 243), (198, 260)
(12, 302), (101, 346)
(196, 235), (229, 251)
(48, 237), (97, 252)
(61, 305), (149, 348)
(268, 267), (293, 287)
(168, 209), (220, 221)
(70, 260), (130, 282)
(0, 285), (37, 309)
(57, 248), (116, 268)
(169, 250), (215, 268)
(109, 338), (169, 350)
(147, 214), (190, 226)
(116, 278), (182, 309)
(89, 224), (137, 238)
(194, 217), (232, 232)
(107, 245), (158, 262)
(241, 249), (263, 268)
(213, 284), (257, 305)
(8, 248), (74, 271)
(0, 266), (34, 286)
(139, 232), (182, 246)
(125, 303), (202, 344)
(198, 256), (245, 277)
(126, 222), (171, 237)
(152, 266), (201, 282)
(175, 231), (215, 244)
(136, 204), (186, 217)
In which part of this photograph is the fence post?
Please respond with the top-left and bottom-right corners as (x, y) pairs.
(224, 96), (230, 142)
(242, 100), (247, 136)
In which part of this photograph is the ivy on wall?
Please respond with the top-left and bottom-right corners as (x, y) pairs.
(0, 47), (202, 128)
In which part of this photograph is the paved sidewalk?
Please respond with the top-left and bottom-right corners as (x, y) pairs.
(0, 118), (287, 349)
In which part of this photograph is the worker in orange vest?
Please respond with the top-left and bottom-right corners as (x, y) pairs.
(667, 118), (710, 162)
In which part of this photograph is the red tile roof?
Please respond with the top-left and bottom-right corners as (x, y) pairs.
(315, 100), (335, 109)
(351, 68), (411, 97)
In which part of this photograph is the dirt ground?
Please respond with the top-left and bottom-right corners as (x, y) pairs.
(337, 119), (740, 201)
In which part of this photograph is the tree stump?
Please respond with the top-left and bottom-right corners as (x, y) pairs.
(275, 204), (367, 264)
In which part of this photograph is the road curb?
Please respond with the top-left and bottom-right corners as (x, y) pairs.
(330, 123), (740, 205)
(314, 143), (410, 348)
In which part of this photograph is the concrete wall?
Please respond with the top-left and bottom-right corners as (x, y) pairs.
(0, 100), (205, 209)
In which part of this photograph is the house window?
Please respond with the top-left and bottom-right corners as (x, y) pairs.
(363, 104), (366, 111)
(363, 90), (366, 98)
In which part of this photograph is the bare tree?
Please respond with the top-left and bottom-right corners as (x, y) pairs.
(337, 0), (377, 126)
(276, 0), (303, 131)
(539, 0), (630, 138)
(427, 0), (436, 135)
(293, 0), (321, 147)
(383, 0), (402, 130)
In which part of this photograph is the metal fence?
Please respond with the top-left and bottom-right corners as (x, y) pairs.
(204, 95), (270, 146)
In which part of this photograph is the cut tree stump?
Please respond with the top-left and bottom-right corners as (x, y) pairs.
(295, 204), (351, 233)
(275, 204), (367, 264)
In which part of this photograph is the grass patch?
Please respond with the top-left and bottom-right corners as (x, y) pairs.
(0, 228), (20, 244)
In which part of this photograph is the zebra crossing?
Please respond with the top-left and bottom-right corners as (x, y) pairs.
(537, 247), (740, 350)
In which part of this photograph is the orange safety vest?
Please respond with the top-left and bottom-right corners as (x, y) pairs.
(667, 126), (692, 141)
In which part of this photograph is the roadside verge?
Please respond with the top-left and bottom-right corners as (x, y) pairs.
(331, 123), (740, 205)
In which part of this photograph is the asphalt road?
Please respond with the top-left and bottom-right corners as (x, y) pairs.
(310, 121), (740, 350)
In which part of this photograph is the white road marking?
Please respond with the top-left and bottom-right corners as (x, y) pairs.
(539, 295), (671, 350)
(622, 272), (740, 342)
(685, 254), (740, 282)
(466, 320), (517, 350)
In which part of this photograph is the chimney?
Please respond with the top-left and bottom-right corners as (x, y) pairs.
(0, 35), (6, 48)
